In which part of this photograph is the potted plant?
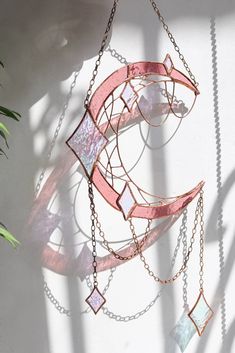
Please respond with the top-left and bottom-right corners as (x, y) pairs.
(0, 59), (20, 247)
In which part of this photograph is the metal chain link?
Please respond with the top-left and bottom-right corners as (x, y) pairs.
(88, 180), (99, 287)
(106, 45), (129, 65)
(43, 207), (190, 322)
(181, 211), (189, 309)
(129, 194), (202, 284)
(199, 190), (205, 291)
(42, 0), (200, 316)
(99, 210), (188, 322)
(84, 0), (119, 108)
(149, 0), (199, 86)
(106, 44), (184, 107)
(84, 0), (198, 111)
(94, 208), (151, 261)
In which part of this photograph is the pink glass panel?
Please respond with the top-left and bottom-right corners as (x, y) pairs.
(90, 61), (199, 120)
(92, 167), (204, 220)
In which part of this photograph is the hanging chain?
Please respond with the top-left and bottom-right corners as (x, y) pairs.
(106, 44), (184, 107)
(182, 214), (189, 309)
(99, 209), (188, 322)
(199, 190), (205, 291)
(84, 0), (198, 110)
(42, 0), (200, 315)
(94, 209), (151, 261)
(43, 206), (190, 321)
(85, 267), (116, 297)
(87, 180), (99, 287)
(106, 45), (129, 65)
(149, 0), (199, 87)
(129, 194), (202, 284)
(84, 0), (119, 108)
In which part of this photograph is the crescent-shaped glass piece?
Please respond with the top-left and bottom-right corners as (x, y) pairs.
(67, 57), (202, 220)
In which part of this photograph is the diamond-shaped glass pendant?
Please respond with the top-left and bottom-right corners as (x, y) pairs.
(121, 83), (138, 111)
(188, 291), (213, 336)
(117, 183), (137, 220)
(86, 287), (106, 314)
(171, 310), (196, 352)
(67, 112), (108, 177)
(163, 54), (174, 74)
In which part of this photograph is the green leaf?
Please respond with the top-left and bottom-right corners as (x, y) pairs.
(0, 123), (9, 149)
(0, 122), (9, 136)
(0, 106), (21, 121)
(0, 130), (9, 148)
(0, 227), (20, 248)
(0, 60), (4, 68)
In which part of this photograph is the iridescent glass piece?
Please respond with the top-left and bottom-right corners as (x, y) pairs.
(163, 54), (174, 73)
(86, 287), (106, 314)
(67, 112), (108, 177)
(117, 183), (136, 220)
(188, 292), (213, 336)
(121, 83), (138, 110)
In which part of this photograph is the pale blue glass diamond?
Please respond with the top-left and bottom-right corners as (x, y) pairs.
(67, 112), (107, 177)
(170, 310), (196, 352)
(188, 292), (213, 336)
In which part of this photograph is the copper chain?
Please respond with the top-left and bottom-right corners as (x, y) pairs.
(149, 0), (199, 86)
(199, 190), (205, 291)
(88, 180), (99, 287)
(129, 193), (203, 284)
(84, 0), (119, 108)
(84, 0), (198, 109)
(94, 211), (151, 261)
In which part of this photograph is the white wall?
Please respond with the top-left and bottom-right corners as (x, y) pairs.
(0, 1), (234, 353)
